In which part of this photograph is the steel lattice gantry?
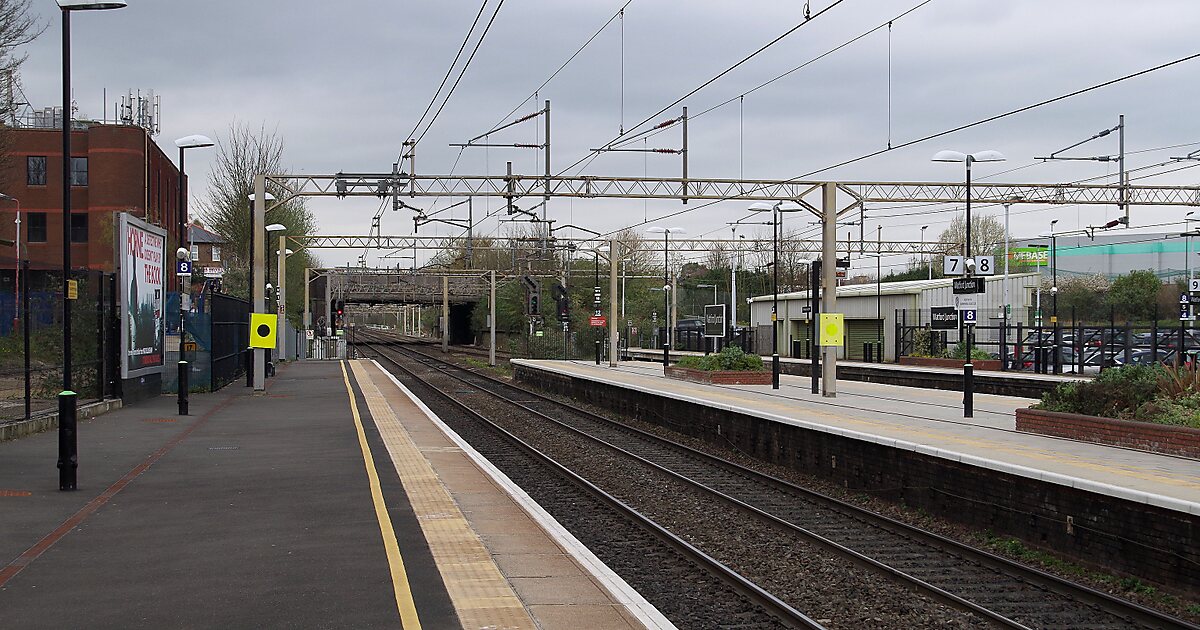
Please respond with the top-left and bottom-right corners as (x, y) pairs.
(251, 171), (1200, 395)
(287, 234), (953, 256)
(264, 172), (1200, 207)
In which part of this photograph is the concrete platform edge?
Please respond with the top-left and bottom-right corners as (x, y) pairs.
(0, 398), (123, 442)
(370, 359), (677, 630)
(515, 359), (1200, 518)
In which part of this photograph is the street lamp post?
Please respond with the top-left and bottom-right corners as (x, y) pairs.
(647, 227), (685, 371)
(0, 193), (19, 331)
(932, 149), (1006, 418)
(58, 0), (126, 491)
(174, 134), (214, 416)
(265, 223), (286, 370)
(920, 225), (929, 281)
(749, 201), (802, 389)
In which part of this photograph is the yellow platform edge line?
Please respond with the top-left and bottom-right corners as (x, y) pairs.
(340, 361), (423, 630)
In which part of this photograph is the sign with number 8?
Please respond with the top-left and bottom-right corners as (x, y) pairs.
(974, 255), (995, 276)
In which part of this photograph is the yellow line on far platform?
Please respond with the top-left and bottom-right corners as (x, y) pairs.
(340, 360), (422, 629)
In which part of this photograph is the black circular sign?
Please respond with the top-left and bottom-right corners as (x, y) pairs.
(257, 324), (271, 338)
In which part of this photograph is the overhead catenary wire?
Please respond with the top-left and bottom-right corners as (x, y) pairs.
(612, 0), (934, 151)
(400, 0), (490, 160)
(558, 0), (850, 176)
(600, 50), (1200, 239)
(411, 0), (507, 150)
(481, 1), (632, 139)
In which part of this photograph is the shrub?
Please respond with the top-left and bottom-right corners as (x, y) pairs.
(676, 346), (764, 372)
(941, 341), (992, 361)
(1037, 365), (1162, 419)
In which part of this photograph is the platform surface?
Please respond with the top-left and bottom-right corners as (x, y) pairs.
(515, 359), (1200, 515)
(0, 360), (667, 629)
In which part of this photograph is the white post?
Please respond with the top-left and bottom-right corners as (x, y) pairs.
(489, 270), (496, 366)
(253, 175), (266, 390)
(277, 235), (286, 361)
(821, 182), (838, 397)
(731, 226), (738, 338)
(609, 238), (619, 366)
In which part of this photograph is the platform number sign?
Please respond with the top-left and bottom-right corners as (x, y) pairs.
(974, 255), (995, 276)
(944, 255), (964, 276)
(1190, 278), (1200, 293)
(962, 309), (978, 324)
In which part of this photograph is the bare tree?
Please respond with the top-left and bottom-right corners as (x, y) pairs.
(0, 0), (44, 171)
(198, 122), (319, 322)
(937, 213), (1007, 258)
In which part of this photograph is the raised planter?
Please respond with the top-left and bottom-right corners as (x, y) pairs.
(899, 356), (1002, 371)
(665, 365), (772, 385)
(1016, 407), (1200, 459)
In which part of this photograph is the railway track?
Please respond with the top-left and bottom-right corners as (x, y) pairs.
(357, 333), (1199, 630)
(357, 335), (818, 628)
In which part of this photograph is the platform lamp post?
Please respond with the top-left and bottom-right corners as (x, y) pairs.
(646, 226), (685, 371)
(173, 134), (213, 416)
(749, 200), (803, 389)
(264, 223), (286, 369)
(58, 0), (126, 491)
(932, 149), (1006, 418)
(245, 191), (275, 386)
(0, 190), (19, 328)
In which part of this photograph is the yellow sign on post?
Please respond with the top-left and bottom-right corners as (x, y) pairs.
(819, 313), (845, 346)
(66, 279), (78, 300)
(249, 313), (278, 349)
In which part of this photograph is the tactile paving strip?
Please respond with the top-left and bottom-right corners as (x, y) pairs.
(349, 360), (535, 629)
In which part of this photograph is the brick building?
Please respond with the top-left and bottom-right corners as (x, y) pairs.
(0, 120), (184, 275)
(188, 223), (227, 283)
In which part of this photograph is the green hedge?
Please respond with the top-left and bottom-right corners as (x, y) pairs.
(1036, 364), (1200, 428)
(676, 346), (765, 372)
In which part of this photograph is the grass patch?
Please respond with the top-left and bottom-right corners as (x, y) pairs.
(464, 357), (511, 377)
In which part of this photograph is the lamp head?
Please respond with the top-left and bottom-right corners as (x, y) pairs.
(175, 134), (215, 149)
(248, 192), (277, 202)
(265, 283), (273, 292)
(965, 258), (976, 272)
(663, 284), (671, 292)
(58, 1), (127, 10)
(265, 223), (286, 232)
(1050, 286), (1058, 294)
(175, 247), (189, 261)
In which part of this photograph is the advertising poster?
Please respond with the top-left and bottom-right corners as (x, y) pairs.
(119, 213), (166, 378)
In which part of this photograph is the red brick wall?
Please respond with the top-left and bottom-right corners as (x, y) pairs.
(899, 356), (1003, 371)
(1016, 408), (1200, 458)
(665, 366), (773, 385)
(0, 124), (180, 274)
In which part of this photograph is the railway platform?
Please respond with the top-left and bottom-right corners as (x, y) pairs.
(0, 360), (668, 629)
(511, 358), (1200, 590)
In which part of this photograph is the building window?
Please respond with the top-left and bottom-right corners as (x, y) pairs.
(70, 214), (88, 243)
(211, 245), (221, 262)
(26, 156), (47, 186)
(190, 244), (199, 261)
(27, 213), (47, 242)
(70, 157), (88, 186)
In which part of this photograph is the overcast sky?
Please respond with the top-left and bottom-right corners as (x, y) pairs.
(15, 0), (1200, 274)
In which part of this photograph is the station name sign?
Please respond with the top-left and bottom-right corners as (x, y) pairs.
(931, 306), (958, 330)
(952, 277), (985, 294)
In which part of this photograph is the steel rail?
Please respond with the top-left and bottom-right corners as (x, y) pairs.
(360, 339), (823, 629)
(366, 332), (1199, 630)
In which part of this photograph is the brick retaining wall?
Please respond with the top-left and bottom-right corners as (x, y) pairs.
(516, 364), (1198, 593)
(899, 356), (1003, 371)
(1016, 407), (1200, 459)
(664, 366), (772, 385)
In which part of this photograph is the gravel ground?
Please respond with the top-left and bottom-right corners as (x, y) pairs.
(402, 352), (984, 629)
(467, 358), (1200, 625)
(416, 348), (1199, 625)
